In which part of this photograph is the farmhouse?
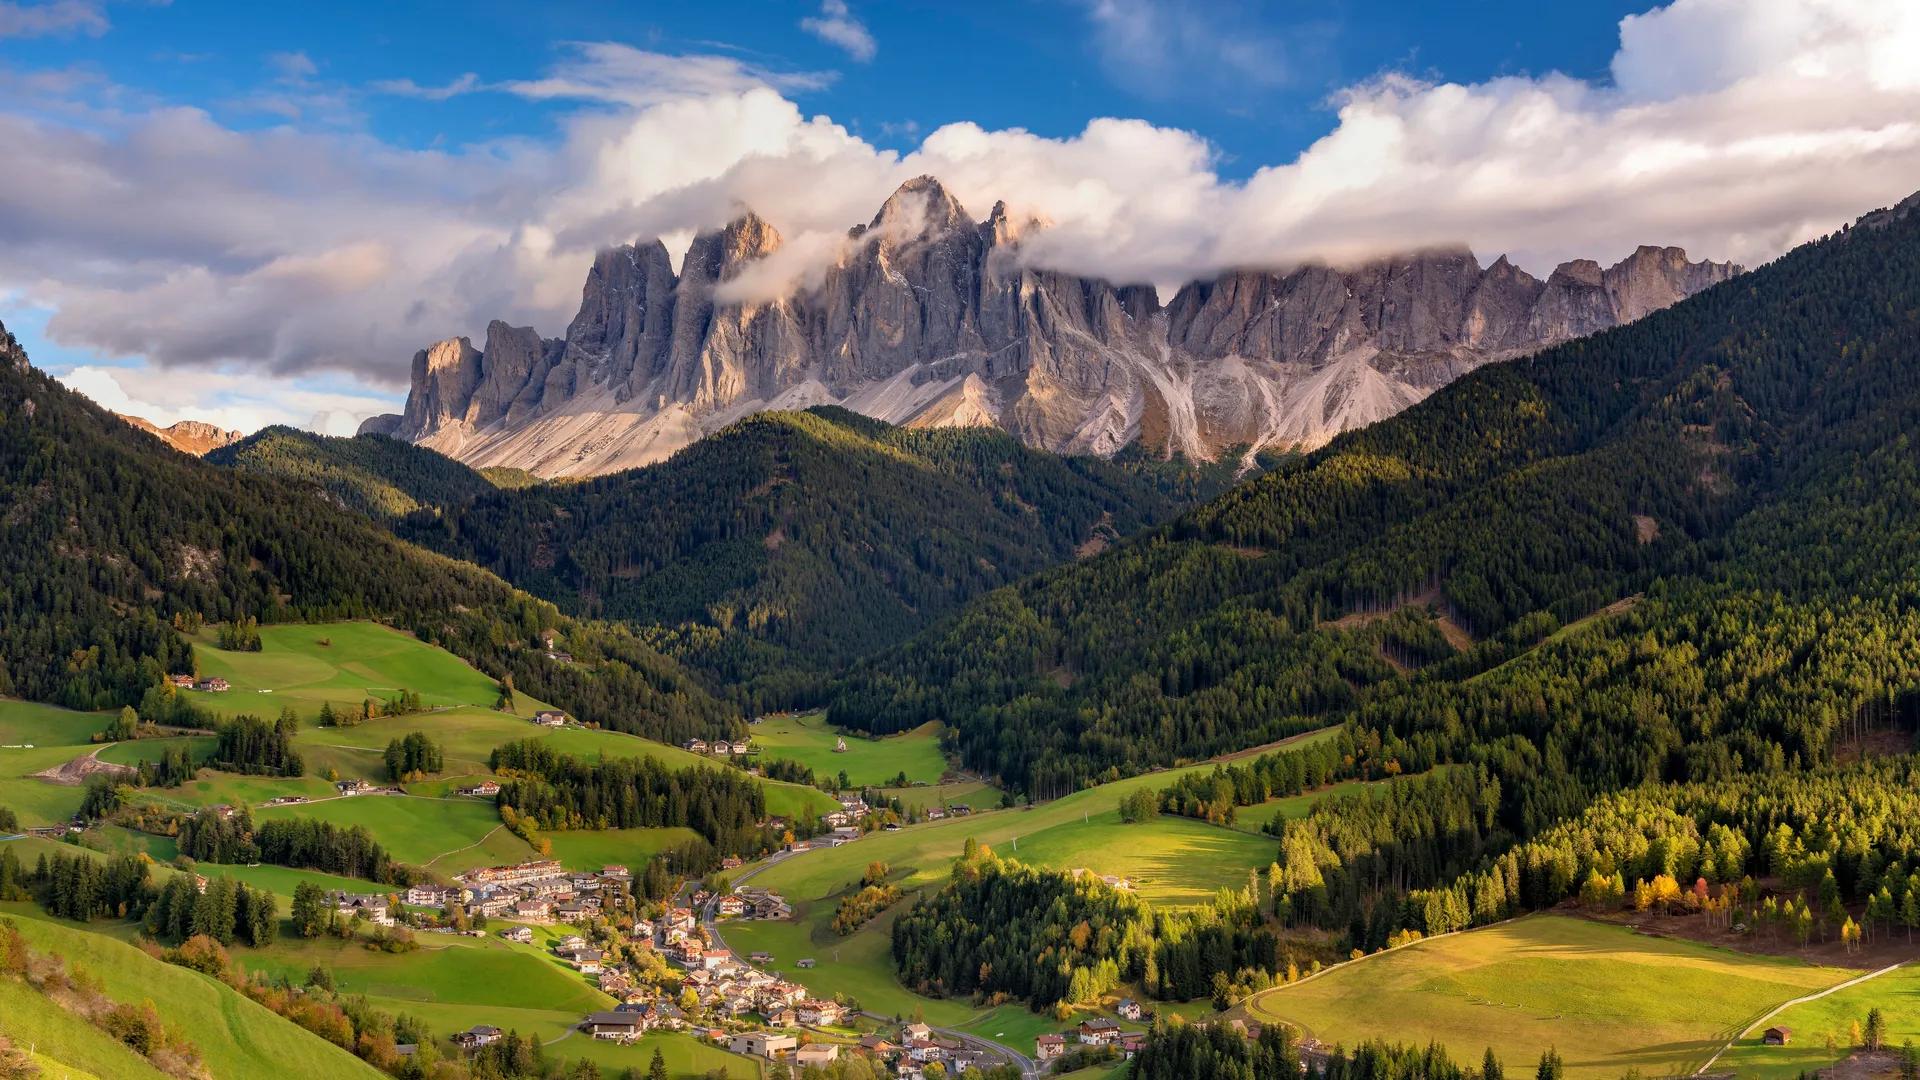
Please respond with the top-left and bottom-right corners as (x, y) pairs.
(334, 779), (372, 795)
(1117, 998), (1144, 1021)
(684, 739), (708, 754)
(498, 926), (533, 943)
(1078, 1018), (1122, 1045)
(330, 892), (393, 926)
(168, 673), (196, 688)
(582, 1012), (645, 1041)
(716, 895), (746, 917)
(1036, 1034), (1066, 1062)
(533, 710), (567, 727)
(458, 781), (501, 797)
(796, 999), (845, 1026)
(453, 1025), (502, 1049)
(196, 677), (230, 692)
(710, 740), (734, 755)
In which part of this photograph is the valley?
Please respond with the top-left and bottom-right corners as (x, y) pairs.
(2, 125), (1919, 1080)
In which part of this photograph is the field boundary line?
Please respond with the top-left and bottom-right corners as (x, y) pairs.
(1693, 960), (1906, 1076)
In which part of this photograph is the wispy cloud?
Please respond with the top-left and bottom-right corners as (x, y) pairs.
(266, 50), (318, 81)
(1078, 0), (1331, 100)
(801, 0), (876, 63)
(371, 72), (483, 101)
(0, 0), (107, 39)
(502, 42), (834, 107)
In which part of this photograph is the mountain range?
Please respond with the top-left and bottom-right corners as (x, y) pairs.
(363, 176), (1738, 477)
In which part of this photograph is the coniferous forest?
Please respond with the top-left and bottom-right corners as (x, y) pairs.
(5, 176), (1920, 1080)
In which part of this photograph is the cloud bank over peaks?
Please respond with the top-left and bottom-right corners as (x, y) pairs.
(3, 0), (1918, 437)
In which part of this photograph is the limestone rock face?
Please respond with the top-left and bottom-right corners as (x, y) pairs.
(384, 175), (1741, 477)
(115, 414), (244, 455)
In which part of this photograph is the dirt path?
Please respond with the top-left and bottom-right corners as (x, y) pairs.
(422, 823), (509, 870)
(1694, 962), (1907, 1076)
(30, 745), (135, 785)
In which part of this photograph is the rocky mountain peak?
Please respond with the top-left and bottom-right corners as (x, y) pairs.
(379, 176), (1743, 478)
(116, 413), (244, 455)
(870, 175), (973, 242)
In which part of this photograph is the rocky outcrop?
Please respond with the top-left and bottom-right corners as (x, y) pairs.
(116, 414), (244, 455)
(384, 176), (1740, 477)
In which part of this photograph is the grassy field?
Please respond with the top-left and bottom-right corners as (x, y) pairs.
(744, 732), (1321, 906)
(0, 977), (174, 1079)
(715, 736), (1337, 1028)
(1243, 914), (1857, 1079)
(1715, 962), (1920, 1078)
(0, 697), (109, 745)
(879, 780), (1003, 813)
(542, 826), (705, 871)
(233, 930), (763, 1077)
(3, 907), (386, 1078)
(751, 712), (948, 787)
(1005, 808), (1275, 905)
(183, 621), (512, 716)
(252, 792), (530, 870)
(0, 699), (111, 827)
(1229, 767), (1461, 835)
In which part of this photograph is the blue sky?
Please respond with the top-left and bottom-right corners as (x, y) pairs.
(1, 0), (1915, 433)
(4, 1), (1647, 165)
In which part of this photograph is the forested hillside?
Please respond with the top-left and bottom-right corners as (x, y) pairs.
(398, 407), (1238, 706)
(207, 424), (506, 519)
(0, 343), (736, 744)
(832, 190), (1920, 809)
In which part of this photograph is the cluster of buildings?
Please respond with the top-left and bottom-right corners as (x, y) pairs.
(682, 737), (752, 756)
(168, 673), (229, 692)
(333, 778), (404, 797)
(1034, 1013), (1149, 1066)
(452, 860), (630, 922)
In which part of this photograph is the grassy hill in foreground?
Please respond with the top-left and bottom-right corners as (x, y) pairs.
(1242, 914), (1852, 1080)
(1, 909), (386, 1079)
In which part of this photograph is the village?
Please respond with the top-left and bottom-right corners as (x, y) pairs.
(311, 774), (1143, 1078)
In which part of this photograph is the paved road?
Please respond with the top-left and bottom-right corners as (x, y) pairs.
(694, 850), (1039, 1077)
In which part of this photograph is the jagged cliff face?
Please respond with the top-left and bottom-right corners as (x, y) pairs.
(366, 176), (1741, 477)
(116, 414), (244, 455)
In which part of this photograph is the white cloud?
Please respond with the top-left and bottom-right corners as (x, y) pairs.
(503, 42), (833, 107)
(2, 0), (1918, 429)
(801, 0), (876, 63)
(0, 0), (106, 39)
(58, 363), (399, 435)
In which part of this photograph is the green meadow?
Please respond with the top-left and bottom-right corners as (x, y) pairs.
(1243, 914), (1855, 1079)
(182, 621), (512, 715)
(880, 779), (1003, 813)
(1715, 962), (1920, 1078)
(542, 826), (705, 871)
(714, 737), (1339, 1029)
(3, 908), (385, 1078)
(751, 711), (949, 787)
(0, 975), (173, 1079)
(253, 792), (531, 870)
